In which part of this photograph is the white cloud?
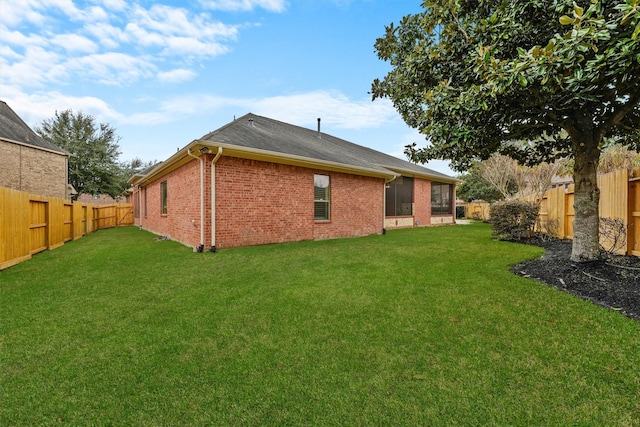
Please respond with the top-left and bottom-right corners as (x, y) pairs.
(251, 91), (398, 129)
(124, 94), (235, 123)
(124, 23), (166, 47)
(0, 1), (242, 93)
(0, 28), (48, 50)
(1, 0), (52, 26)
(81, 6), (109, 22)
(200, 0), (287, 12)
(51, 33), (99, 53)
(84, 22), (126, 49)
(113, 90), (398, 131)
(157, 69), (197, 83)
(165, 37), (231, 57)
(94, 0), (127, 12)
(126, 5), (239, 58)
(1, 87), (122, 127)
(0, 46), (66, 88)
(66, 53), (156, 86)
(0, 45), (21, 61)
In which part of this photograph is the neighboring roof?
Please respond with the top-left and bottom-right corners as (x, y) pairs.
(131, 113), (460, 186)
(0, 100), (68, 155)
(128, 161), (163, 184)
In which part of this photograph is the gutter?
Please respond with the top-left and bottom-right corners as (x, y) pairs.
(380, 165), (462, 185)
(131, 140), (398, 188)
(0, 136), (70, 157)
(195, 140), (398, 181)
(138, 185), (143, 230)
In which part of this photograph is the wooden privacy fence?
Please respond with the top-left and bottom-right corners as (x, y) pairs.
(524, 168), (640, 256)
(465, 201), (491, 221)
(0, 186), (133, 270)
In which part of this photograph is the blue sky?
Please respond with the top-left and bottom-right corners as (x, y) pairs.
(0, 0), (456, 176)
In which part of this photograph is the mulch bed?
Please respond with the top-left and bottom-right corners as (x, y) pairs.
(511, 238), (640, 321)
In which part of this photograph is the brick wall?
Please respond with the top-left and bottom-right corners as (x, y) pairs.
(139, 159), (203, 246)
(0, 141), (68, 199)
(311, 171), (383, 242)
(413, 178), (431, 227)
(215, 157), (384, 249)
(215, 158), (313, 248)
(136, 155), (386, 250)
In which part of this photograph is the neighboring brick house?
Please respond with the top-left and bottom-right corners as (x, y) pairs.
(0, 101), (71, 199)
(128, 113), (460, 251)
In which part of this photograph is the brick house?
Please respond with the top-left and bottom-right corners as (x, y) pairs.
(128, 113), (459, 251)
(0, 101), (71, 199)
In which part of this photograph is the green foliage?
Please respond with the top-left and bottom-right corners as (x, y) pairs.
(490, 200), (540, 241)
(456, 169), (507, 202)
(36, 110), (124, 198)
(372, 0), (640, 170)
(115, 157), (157, 195)
(1, 225), (638, 425)
(372, 0), (640, 262)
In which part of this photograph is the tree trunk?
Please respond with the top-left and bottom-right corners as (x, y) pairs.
(571, 130), (601, 263)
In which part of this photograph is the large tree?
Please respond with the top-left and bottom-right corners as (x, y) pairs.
(372, 0), (640, 262)
(36, 110), (124, 198)
(457, 168), (509, 203)
(113, 157), (157, 196)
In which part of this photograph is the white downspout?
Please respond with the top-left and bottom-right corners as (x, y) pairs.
(210, 147), (223, 252)
(187, 149), (205, 251)
(138, 185), (143, 229)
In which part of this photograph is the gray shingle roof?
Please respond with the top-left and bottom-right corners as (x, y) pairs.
(0, 100), (68, 155)
(200, 113), (456, 182)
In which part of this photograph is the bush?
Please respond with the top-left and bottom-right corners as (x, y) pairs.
(599, 217), (627, 256)
(490, 200), (540, 241)
(536, 218), (560, 241)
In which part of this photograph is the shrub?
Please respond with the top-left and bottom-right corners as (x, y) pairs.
(599, 217), (627, 256)
(490, 200), (540, 241)
(536, 218), (560, 241)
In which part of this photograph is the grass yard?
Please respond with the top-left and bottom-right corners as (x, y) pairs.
(1, 223), (639, 426)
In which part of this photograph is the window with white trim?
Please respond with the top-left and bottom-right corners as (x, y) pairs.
(314, 174), (330, 220)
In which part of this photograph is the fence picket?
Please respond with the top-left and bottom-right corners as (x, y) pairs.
(0, 186), (133, 270)
(521, 169), (635, 255)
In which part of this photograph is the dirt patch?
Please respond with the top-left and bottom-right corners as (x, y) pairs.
(511, 238), (640, 321)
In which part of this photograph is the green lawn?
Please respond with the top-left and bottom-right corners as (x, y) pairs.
(1, 223), (638, 426)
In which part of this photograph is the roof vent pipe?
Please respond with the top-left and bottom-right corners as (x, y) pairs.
(317, 118), (321, 138)
(249, 118), (254, 126)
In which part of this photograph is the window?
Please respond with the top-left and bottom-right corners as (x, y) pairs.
(314, 174), (330, 220)
(144, 188), (148, 217)
(385, 176), (414, 216)
(431, 182), (452, 215)
(160, 181), (167, 215)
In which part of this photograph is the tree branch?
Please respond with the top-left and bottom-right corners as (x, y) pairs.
(601, 92), (640, 139)
(449, 8), (472, 45)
